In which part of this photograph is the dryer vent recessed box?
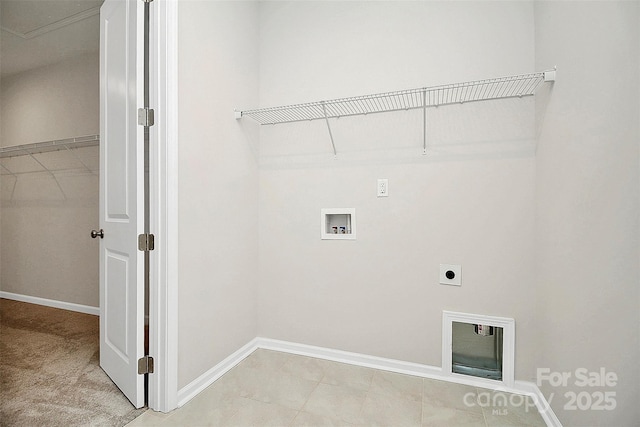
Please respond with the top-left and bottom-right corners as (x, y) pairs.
(321, 208), (356, 240)
(440, 264), (461, 286)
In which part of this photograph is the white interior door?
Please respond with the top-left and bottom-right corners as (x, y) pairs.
(99, 0), (145, 408)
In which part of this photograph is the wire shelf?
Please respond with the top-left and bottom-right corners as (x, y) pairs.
(0, 134), (100, 159)
(237, 71), (554, 126)
(0, 134), (100, 201)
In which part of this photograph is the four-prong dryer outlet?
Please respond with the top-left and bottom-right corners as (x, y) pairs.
(440, 264), (461, 286)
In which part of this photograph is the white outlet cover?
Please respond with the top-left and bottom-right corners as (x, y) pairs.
(377, 178), (388, 197)
(439, 264), (461, 286)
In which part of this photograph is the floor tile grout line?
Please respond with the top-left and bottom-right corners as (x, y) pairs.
(298, 378), (323, 414)
(355, 367), (376, 424)
(287, 410), (303, 427)
(475, 385), (489, 426)
(279, 353), (377, 424)
(367, 368), (376, 389)
(205, 405), (241, 426)
(359, 367), (377, 425)
(358, 389), (372, 425)
(482, 405), (490, 427)
(245, 353), (328, 420)
(370, 370), (426, 403)
(421, 381), (488, 420)
(420, 377), (425, 425)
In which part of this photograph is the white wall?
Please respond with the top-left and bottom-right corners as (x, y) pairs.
(0, 54), (99, 307)
(177, 1), (260, 389)
(257, 1), (541, 379)
(535, 2), (639, 425)
(1, 54), (99, 148)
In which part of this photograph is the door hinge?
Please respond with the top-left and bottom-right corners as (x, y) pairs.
(138, 107), (155, 127)
(138, 356), (154, 374)
(138, 233), (155, 251)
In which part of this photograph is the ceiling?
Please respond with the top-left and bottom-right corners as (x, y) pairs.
(1, 0), (103, 77)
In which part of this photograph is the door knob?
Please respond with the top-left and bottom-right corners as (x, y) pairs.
(91, 229), (104, 239)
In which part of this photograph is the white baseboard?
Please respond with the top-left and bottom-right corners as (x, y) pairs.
(0, 291), (99, 316)
(177, 338), (259, 407)
(256, 337), (444, 379)
(177, 336), (559, 426)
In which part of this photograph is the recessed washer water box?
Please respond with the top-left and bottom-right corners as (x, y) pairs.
(321, 208), (356, 240)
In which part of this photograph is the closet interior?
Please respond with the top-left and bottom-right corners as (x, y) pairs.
(0, 136), (100, 305)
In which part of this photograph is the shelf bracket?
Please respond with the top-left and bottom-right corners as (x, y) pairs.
(25, 151), (67, 200)
(321, 102), (337, 157)
(64, 144), (95, 175)
(422, 89), (427, 155)
(1, 163), (17, 178)
(1, 164), (18, 201)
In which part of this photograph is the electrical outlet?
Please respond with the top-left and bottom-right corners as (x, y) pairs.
(377, 179), (388, 197)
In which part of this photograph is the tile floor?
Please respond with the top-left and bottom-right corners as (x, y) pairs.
(127, 349), (547, 426)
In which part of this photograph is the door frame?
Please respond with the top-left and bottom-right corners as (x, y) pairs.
(147, 0), (178, 412)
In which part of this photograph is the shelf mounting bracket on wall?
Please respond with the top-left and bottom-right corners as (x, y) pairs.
(235, 69), (556, 156)
(1, 163), (18, 200)
(321, 102), (337, 157)
(26, 151), (68, 200)
(422, 89), (427, 155)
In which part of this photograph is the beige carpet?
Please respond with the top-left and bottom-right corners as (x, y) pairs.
(0, 298), (146, 427)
